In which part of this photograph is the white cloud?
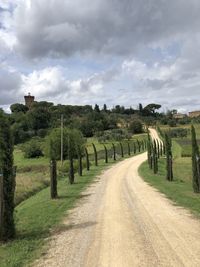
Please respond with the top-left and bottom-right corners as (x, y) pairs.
(0, 0), (200, 112)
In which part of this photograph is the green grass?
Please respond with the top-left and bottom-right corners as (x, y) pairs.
(13, 134), (147, 205)
(139, 141), (200, 217)
(0, 160), (115, 267)
(14, 149), (49, 170)
(14, 149), (50, 205)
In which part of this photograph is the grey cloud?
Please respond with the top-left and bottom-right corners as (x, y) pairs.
(0, 68), (22, 104)
(14, 0), (200, 58)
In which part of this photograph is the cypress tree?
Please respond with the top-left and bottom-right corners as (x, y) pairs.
(147, 140), (152, 169)
(127, 142), (131, 156)
(85, 147), (90, 171)
(92, 143), (98, 166)
(157, 140), (160, 159)
(153, 140), (158, 174)
(120, 142), (124, 157)
(69, 156), (74, 184)
(160, 141), (163, 156)
(104, 145), (108, 163)
(112, 143), (116, 161)
(50, 160), (57, 199)
(0, 112), (15, 241)
(49, 140), (57, 199)
(191, 125), (200, 193)
(137, 140), (141, 152)
(77, 146), (82, 176)
(68, 138), (74, 184)
(165, 134), (173, 181)
(133, 142), (137, 154)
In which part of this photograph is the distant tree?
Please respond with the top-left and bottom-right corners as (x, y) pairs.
(103, 104), (107, 112)
(27, 107), (51, 132)
(139, 103), (143, 113)
(10, 103), (28, 113)
(94, 104), (100, 113)
(143, 103), (161, 116)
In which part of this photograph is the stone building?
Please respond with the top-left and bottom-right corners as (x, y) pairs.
(24, 93), (35, 109)
(189, 111), (200, 118)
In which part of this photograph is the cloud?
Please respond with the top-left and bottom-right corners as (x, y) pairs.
(0, 67), (22, 104)
(20, 66), (119, 104)
(1, 0), (200, 113)
(13, 0), (200, 59)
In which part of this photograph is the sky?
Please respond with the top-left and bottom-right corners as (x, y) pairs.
(0, 0), (200, 113)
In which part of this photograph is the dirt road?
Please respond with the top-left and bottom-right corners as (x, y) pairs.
(35, 130), (200, 267)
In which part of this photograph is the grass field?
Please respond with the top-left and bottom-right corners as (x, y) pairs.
(14, 133), (147, 206)
(140, 124), (200, 217)
(0, 161), (108, 267)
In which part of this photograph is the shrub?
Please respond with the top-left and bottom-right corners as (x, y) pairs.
(22, 138), (44, 158)
(96, 129), (131, 143)
(129, 120), (143, 134)
(168, 119), (177, 127)
(169, 128), (188, 138)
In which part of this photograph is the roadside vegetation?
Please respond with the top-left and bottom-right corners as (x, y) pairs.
(140, 124), (200, 216)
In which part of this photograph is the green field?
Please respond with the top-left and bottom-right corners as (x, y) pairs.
(14, 134), (147, 206)
(140, 124), (200, 217)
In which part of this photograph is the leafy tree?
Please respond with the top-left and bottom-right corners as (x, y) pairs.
(27, 107), (51, 132)
(10, 103), (28, 113)
(45, 128), (85, 160)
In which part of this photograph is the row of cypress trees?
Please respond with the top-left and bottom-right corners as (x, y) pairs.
(147, 129), (173, 181)
(50, 139), (147, 199)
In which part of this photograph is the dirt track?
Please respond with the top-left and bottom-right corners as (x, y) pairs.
(35, 129), (200, 267)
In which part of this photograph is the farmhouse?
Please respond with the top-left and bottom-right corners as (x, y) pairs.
(189, 110), (200, 118)
(173, 113), (186, 119)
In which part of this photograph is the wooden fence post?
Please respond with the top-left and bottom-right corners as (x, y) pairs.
(50, 160), (57, 199)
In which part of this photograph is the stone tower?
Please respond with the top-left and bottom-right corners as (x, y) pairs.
(24, 93), (35, 109)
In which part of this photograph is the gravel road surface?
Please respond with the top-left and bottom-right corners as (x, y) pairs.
(34, 129), (200, 267)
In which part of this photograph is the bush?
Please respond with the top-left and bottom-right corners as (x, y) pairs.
(129, 120), (143, 134)
(22, 138), (44, 158)
(168, 119), (177, 127)
(169, 128), (188, 138)
(96, 129), (132, 143)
